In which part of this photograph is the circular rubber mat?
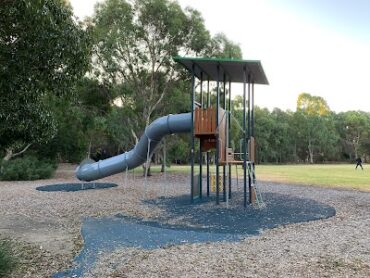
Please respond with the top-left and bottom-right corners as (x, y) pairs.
(36, 183), (118, 192)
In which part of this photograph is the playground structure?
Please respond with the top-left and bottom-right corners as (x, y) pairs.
(174, 57), (268, 207)
(76, 57), (268, 207)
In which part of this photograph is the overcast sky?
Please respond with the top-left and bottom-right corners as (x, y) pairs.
(70, 0), (370, 112)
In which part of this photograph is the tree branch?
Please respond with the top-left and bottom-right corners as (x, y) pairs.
(11, 143), (32, 159)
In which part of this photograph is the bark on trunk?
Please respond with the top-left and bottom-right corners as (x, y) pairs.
(308, 140), (314, 164)
(2, 144), (32, 174)
(142, 162), (152, 176)
(3, 148), (13, 162)
(161, 140), (166, 173)
(3, 144), (32, 162)
(87, 140), (92, 159)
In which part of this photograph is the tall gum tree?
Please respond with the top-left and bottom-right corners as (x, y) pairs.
(91, 0), (211, 132)
(337, 111), (370, 160)
(295, 93), (338, 163)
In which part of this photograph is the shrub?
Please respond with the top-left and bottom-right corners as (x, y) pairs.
(0, 241), (16, 277)
(0, 156), (57, 181)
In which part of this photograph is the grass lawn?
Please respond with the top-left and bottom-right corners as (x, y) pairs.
(255, 164), (370, 191)
(148, 164), (370, 192)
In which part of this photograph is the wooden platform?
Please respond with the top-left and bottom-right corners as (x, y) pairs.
(218, 160), (244, 165)
(219, 148), (243, 165)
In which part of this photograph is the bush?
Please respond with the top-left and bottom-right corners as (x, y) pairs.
(0, 156), (57, 181)
(0, 241), (16, 277)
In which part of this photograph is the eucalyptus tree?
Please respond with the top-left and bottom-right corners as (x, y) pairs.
(209, 32), (243, 59)
(295, 93), (338, 163)
(0, 0), (90, 161)
(336, 111), (370, 160)
(91, 0), (211, 141)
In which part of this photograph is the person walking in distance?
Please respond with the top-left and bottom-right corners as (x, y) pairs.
(355, 157), (363, 170)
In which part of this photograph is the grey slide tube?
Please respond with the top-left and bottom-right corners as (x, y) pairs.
(76, 113), (192, 181)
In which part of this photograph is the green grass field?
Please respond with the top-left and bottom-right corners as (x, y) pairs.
(255, 164), (370, 191)
(148, 164), (370, 192)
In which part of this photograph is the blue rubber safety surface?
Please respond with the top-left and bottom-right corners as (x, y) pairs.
(36, 183), (118, 192)
(53, 191), (335, 278)
(139, 192), (336, 234)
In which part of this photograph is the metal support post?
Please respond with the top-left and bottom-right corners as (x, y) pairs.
(251, 81), (255, 138)
(223, 73), (226, 202)
(248, 74), (252, 204)
(206, 78), (210, 197)
(228, 80), (232, 199)
(190, 63), (195, 203)
(199, 73), (203, 199)
(216, 65), (220, 205)
(243, 67), (247, 208)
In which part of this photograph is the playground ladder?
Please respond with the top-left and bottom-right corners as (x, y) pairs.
(248, 162), (265, 208)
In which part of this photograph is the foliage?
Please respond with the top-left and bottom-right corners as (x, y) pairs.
(209, 33), (242, 59)
(1, 0), (366, 167)
(76, 78), (114, 116)
(39, 78), (116, 162)
(0, 240), (16, 277)
(38, 100), (89, 162)
(91, 0), (212, 135)
(254, 108), (296, 163)
(294, 93), (339, 163)
(105, 106), (138, 152)
(225, 92), (360, 164)
(0, 156), (57, 181)
(167, 135), (190, 164)
(0, 0), (90, 159)
(335, 111), (370, 160)
(90, 0), (218, 174)
(297, 92), (330, 116)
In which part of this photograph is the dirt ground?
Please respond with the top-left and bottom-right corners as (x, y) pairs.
(0, 163), (369, 277)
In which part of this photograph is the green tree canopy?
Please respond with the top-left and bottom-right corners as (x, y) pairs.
(209, 33), (242, 59)
(336, 111), (370, 159)
(297, 92), (330, 116)
(0, 0), (90, 160)
(295, 93), (338, 163)
(91, 0), (212, 134)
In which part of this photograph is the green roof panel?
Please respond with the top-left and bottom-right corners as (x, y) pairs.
(173, 56), (269, 85)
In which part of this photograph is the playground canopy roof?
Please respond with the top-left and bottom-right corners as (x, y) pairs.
(173, 56), (269, 85)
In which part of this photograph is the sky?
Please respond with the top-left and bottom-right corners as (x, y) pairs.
(70, 0), (370, 112)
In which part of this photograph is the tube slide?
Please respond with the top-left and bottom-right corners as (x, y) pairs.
(76, 113), (192, 181)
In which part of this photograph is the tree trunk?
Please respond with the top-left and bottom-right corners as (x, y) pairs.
(3, 148), (13, 162)
(353, 142), (359, 159)
(87, 140), (92, 159)
(142, 162), (152, 176)
(1, 148), (13, 174)
(3, 144), (32, 162)
(353, 132), (360, 159)
(308, 140), (314, 164)
(2, 144), (32, 174)
(161, 140), (166, 173)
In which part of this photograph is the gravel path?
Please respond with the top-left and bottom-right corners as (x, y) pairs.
(0, 164), (369, 277)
